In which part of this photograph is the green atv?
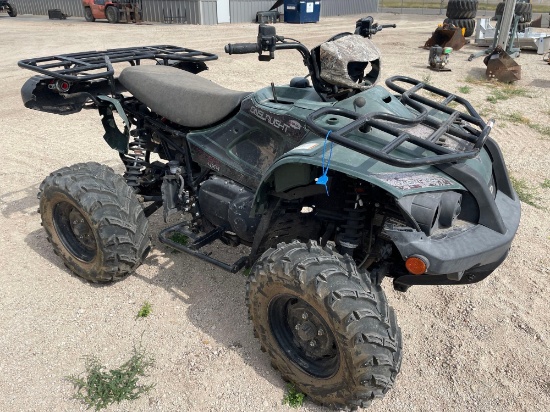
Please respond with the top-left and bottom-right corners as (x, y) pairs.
(18, 17), (520, 409)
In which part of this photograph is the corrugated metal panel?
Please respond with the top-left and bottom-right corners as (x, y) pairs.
(12, 0), (550, 23)
(11, 0), (204, 24)
(140, 0), (202, 24)
(227, 0), (378, 23)
(200, 0), (217, 24)
(12, 0), (85, 17)
(320, 0), (378, 17)
(230, 0), (282, 24)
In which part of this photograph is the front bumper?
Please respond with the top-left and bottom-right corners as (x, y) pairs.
(386, 189), (520, 289)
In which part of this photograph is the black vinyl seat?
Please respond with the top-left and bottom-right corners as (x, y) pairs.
(119, 65), (250, 128)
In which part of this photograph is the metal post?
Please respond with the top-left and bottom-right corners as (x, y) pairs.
(497, 0), (517, 50)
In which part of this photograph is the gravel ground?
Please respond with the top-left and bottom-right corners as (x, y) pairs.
(1, 12), (549, 412)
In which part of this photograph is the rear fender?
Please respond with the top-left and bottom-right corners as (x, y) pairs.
(97, 95), (130, 153)
(21, 75), (125, 115)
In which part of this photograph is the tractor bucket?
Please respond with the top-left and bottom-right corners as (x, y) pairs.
(483, 47), (521, 83)
(424, 26), (466, 51)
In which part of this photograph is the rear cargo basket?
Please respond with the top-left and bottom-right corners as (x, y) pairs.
(18, 45), (218, 82)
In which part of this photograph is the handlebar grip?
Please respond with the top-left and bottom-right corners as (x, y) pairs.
(224, 43), (260, 55)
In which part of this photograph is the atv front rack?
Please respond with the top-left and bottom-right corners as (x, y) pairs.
(306, 76), (493, 167)
(18, 45), (218, 82)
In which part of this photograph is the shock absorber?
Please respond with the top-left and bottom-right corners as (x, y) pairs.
(339, 187), (366, 257)
(123, 136), (148, 189)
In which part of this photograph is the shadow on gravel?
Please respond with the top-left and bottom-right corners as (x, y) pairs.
(529, 79), (550, 88)
(24, 228), (123, 288)
(17, 194), (319, 406)
(0, 183), (39, 219)
(132, 236), (291, 396)
(465, 66), (490, 81)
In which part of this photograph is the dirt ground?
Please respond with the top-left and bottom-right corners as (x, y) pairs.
(1, 12), (549, 412)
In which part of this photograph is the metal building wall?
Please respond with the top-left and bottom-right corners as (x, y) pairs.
(200, 0), (217, 24)
(229, 0), (378, 23)
(140, 0), (202, 24)
(11, 0), (85, 17)
(10, 0), (205, 24)
(229, 0), (281, 24)
(11, 0), (378, 24)
(320, 0), (378, 17)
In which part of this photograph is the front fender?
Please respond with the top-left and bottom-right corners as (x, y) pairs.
(252, 136), (465, 214)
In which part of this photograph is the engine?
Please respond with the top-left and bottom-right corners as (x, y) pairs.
(198, 176), (260, 243)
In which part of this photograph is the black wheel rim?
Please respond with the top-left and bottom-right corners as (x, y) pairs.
(52, 201), (97, 262)
(269, 294), (339, 378)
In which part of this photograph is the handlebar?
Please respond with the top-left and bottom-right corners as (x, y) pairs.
(355, 17), (396, 38)
(224, 17), (396, 63)
(224, 43), (260, 55)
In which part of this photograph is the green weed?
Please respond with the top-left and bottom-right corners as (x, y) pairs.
(282, 383), (305, 408)
(465, 75), (491, 86)
(487, 86), (530, 103)
(541, 179), (550, 189)
(457, 85), (471, 94)
(506, 112), (531, 125)
(421, 74), (432, 85)
(66, 344), (155, 411)
(503, 113), (550, 139)
(242, 268), (251, 277)
(170, 232), (189, 246)
(478, 107), (493, 119)
(137, 301), (152, 318)
(510, 176), (541, 209)
(528, 123), (550, 139)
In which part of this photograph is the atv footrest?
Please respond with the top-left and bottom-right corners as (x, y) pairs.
(158, 223), (248, 273)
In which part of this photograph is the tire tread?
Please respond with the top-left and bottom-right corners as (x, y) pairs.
(247, 241), (402, 409)
(39, 162), (150, 282)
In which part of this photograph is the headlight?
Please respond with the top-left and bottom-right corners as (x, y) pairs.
(399, 191), (462, 236)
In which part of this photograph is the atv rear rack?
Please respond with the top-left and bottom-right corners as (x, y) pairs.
(306, 76), (493, 168)
(18, 45), (218, 82)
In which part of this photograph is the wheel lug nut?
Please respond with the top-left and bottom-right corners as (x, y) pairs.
(309, 340), (316, 347)
(318, 329), (324, 336)
(295, 324), (300, 330)
(302, 312), (308, 320)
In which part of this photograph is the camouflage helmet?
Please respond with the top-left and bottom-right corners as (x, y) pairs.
(319, 34), (381, 91)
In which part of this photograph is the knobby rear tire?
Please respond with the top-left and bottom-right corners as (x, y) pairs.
(38, 162), (150, 283)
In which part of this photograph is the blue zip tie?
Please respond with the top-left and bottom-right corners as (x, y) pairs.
(316, 130), (334, 196)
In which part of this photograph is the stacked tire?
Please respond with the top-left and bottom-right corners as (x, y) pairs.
(445, 0), (478, 37)
(494, 1), (533, 32)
